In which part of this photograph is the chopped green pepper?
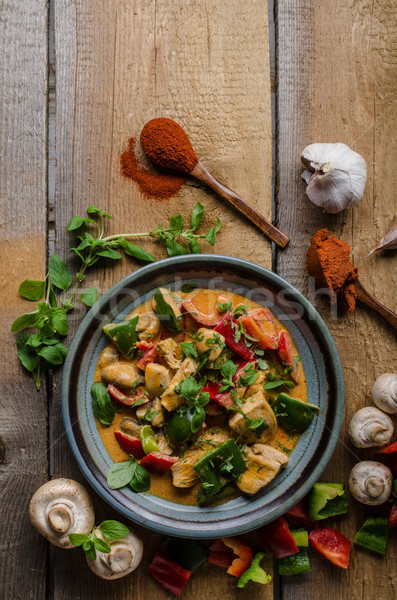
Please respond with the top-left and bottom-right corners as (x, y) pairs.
(197, 482), (237, 506)
(164, 406), (193, 447)
(272, 393), (319, 433)
(162, 536), (208, 572)
(237, 552), (271, 588)
(140, 425), (160, 454)
(194, 439), (246, 496)
(278, 529), (311, 576)
(291, 529), (309, 547)
(354, 516), (389, 555)
(103, 315), (139, 359)
(309, 483), (348, 521)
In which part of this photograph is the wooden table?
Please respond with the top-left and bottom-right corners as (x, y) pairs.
(1, 1), (396, 598)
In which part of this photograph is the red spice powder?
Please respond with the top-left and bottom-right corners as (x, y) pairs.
(140, 117), (199, 173)
(120, 137), (186, 201)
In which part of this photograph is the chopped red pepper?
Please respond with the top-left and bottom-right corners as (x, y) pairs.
(208, 538), (252, 577)
(378, 441), (397, 455)
(181, 294), (230, 327)
(107, 384), (149, 408)
(140, 451), (179, 473)
(214, 314), (254, 360)
(114, 431), (145, 459)
(309, 528), (351, 569)
(202, 361), (254, 409)
(389, 503), (397, 529)
(208, 539), (236, 568)
(136, 341), (158, 370)
(149, 552), (191, 597)
(284, 498), (318, 530)
(258, 517), (299, 558)
(239, 308), (278, 351)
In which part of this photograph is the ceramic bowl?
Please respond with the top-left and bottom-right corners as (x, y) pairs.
(61, 254), (344, 538)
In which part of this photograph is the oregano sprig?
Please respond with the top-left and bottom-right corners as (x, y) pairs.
(69, 519), (130, 561)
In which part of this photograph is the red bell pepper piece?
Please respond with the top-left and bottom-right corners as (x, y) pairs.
(202, 381), (235, 409)
(258, 517), (299, 558)
(107, 384), (149, 408)
(149, 552), (192, 597)
(309, 528), (351, 569)
(208, 538), (252, 577)
(239, 308), (278, 351)
(181, 294), (230, 327)
(114, 431), (145, 459)
(284, 498), (318, 530)
(214, 314), (254, 360)
(389, 503), (397, 529)
(136, 341), (158, 370)
(140, 451), (179, 473)
(378, 441), (397, 455)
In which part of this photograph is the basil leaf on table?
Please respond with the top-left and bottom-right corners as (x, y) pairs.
(91, 382), (115, 426)
(189, 238), (201, 254)
(118, 238), (156, 263)
(49, 254), (73, 291)
(38, 343), (68, 366)
(51, 309), (69, 335)
(107, 459), (136, 489)
(67, 216), (94, 232)
(80, 287), (99, 307)
(11, 311), (39, 332)
(99, 520), (129, 540)
(130, 463), (150, 493)
(95, 248), (122, 260)
(166, 238), (188, 257)
(190, 201), (205, 231)
(18, 279), (46, 301)
(165, 214), (184, 237)
(93, 535), (111, 554)
(16, 333), (38, 373)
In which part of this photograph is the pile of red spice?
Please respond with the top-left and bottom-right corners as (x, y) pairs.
(140, 117), (199, 173)
(306, 228), (358, 312)
(120, 137), (186, 201)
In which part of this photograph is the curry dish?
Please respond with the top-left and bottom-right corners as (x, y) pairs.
(94, 287), (316, 507)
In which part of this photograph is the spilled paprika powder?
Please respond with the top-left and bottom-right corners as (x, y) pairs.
(306, 228), (358, 312)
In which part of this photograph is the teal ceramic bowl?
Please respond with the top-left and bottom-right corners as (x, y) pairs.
(61, 255), (344, 538)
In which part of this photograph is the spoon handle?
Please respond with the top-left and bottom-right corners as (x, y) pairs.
(190, 161), (290, 248)
(354, 279), (397, 330)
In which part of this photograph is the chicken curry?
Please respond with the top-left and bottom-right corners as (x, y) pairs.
(93, 287), (318, 506)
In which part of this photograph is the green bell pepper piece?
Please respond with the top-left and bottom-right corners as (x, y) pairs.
(278, 529), (311, 575)
(194, 439), (246, 497)
(309, 482), (348, 521)
(197, 482), (237, 506)
(103, 315), (139, 359)
(272, 393), (319, 433)
(354, 516), (389, 555)
(237, 552), (271, 588)
(140, 425), (160, 454)
(291, 529), (309, 547)
(162, 536), (208, 572)
(164, 406), (193, 447)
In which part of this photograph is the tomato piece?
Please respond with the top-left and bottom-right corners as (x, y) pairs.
(114, 431), (145, 459)
(107, 384), (149, 408)
(136, 341), (158, 370)
(239, 308), (278, 351)
(181, 294), (230, 327)
(309, 528), (351, 569)
(140, 451), (178, 473)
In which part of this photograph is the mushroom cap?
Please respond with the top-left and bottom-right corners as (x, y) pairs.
(86, 527), (143, 580)
(348, 406), (394, 448)
(349, 461), (392, 505)
(29, 478), (95, 548)
(372, 373), (397, 414)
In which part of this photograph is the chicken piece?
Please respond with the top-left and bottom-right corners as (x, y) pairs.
(245, 369), (267, 398)
(145, 363), (172, 398)
(97, 345), (119, 370)
(120, 417), (141, 437)
(157, 338), (183, 370)
(160, 357), (198, 412)
(156, 431), (173, 455)
(101, 362), (138, 390)
(136, 311), (161, 342)
(194, 328), (226, 362)
(237, 444), (289, 495)
(136, 398), (164, 427)
(228, 390), (277, 444)
(171, 429), (229, 488)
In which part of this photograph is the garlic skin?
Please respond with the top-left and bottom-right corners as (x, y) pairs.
(301, 143), (367, 214)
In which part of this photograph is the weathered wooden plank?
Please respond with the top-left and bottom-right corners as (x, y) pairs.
(52, 1), (273, 599)
(0, 1), (49, 598)
(277, 1), (397, 599)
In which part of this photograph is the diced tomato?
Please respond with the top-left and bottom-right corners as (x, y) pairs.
(214, 314), (254, 360)
(140, 451), (179, 473)
(114, 431), (145, 459)
(239, 308), (278, 351)
(378, 441), (397, 455)
(181, 294), (230, 327)
(149, 552), (191, 597)
(389, 503), (397, 529)
(309, 528), (351, 569)
(208, 539), (235, 568)
(258, 517), (299, 558)
(284, 498), (318, 529)
(209, 537), (252, 577)
(107, 384), (149, 408)
(136, 341), (158, 370)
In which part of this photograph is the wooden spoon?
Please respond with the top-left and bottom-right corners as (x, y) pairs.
(140, 118), (290, 248)
(354, 279), (397, 330)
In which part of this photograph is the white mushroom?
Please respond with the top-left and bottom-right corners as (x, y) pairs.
(348, 406), (394, 448)
(136, 311), (161, 341)
(29, 479), (95, 548)
(145, 362), (172, 398)
(349, 461), (392, 505)
(372, 373), (397, 414)
(86, 527), (143, 580)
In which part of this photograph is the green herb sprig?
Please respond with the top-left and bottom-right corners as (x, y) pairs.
(69, 520), (129, 561)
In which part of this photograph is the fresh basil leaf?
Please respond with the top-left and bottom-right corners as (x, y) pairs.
(67, 216), (94, 232)
(263, 380), (294, 390)
(197, 392), (210, 407)
(118, 238), (156, 262)
(69, 533), (91, 547)
(166, 238), (188, 257)
(221, 360), (238, 380)
(206, 227), (216, 246)
(188, 238), (201, 254)
(91, 382), (115, 426)
(93, 535), (111, 553)
(82, 540), (97, 561)
(17, 333), (38, 373)
(214, 219), (221, 233)
(11, 311), (39, 332)
(165, 214), (184, 237)
(25, 333), (43, 348)
(190, 202), (205, 231)
(49, 254), (73, 291)
(86, 205), (113, 219)
(191, 406), (206, 433)
(51, 309), (68, 336)
(180, 342), (199, 361)
(153, 288), (181, 332)
(258, 358), (269, 370)
(48, 287), (58, 308)
(180, 282), (198, 293)
(107, 459), (137, 490)
(95, 248), (122, 260)
(80, 287), (99, 307)
(130, 463), (150, 493)
(37, 344), (66, 366)
(99, 520), (129, 540)
(178, 376), (199, 403)
(246, 417), (265, 430)
(18, 280), (46, 301)
(293, 356), (301, 369)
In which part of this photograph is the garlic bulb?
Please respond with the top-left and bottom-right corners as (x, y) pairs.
(349, 461), (392, 505)
(348, 406), (394, 448)
(301, 143), (367, 214)
(372, 373), (397, 414)
(368, 219), (397, 256)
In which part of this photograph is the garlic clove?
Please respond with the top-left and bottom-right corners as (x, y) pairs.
(301, 143), (367, 214)
(368, 219), (397, 256)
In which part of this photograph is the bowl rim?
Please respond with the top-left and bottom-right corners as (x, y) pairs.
(61, 254), (344, 537)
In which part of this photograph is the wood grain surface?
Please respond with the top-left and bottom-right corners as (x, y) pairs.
(1, 0), (397, 599)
